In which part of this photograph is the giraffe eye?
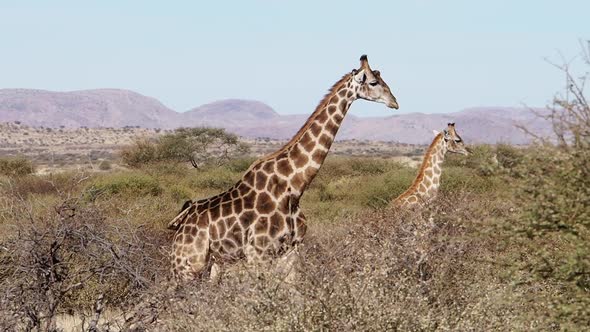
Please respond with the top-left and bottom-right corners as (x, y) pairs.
(369, 81), (378, 87)
(454, 139), (462, 143)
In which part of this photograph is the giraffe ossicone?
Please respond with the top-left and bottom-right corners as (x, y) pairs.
(169, 55), (399, 280)
(391, 123), (469, 209)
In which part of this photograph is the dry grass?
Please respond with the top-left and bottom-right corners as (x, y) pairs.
(0, 122), (424, 175)
(0, 147), (585, 331)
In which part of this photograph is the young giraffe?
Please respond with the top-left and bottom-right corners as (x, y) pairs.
(169, 55), (399, 280)
(391, 123), (469, 208)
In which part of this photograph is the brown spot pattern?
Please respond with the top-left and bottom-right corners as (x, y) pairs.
(240, 210), (257, 228)
(277, 159), (293, 176)
(243, 191), (256, 210)
(255, 171), (268, 191)
(256, 192), (275, 214)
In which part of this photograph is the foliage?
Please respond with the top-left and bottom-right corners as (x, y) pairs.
(0, 156), (35, 177)
(0, 180), (166, 331)
(513, 42), (590, 325)
(85, 173), (163, 200)
(119, 138), (158, 167)
(0, 149), (586, 330)
(97, 160), (112, 171)
(495, 143), (524, 170)
(119, 127), (250, 169)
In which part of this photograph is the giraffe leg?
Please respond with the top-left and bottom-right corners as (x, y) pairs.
(276, 245), (300, 283)
(187, 228), (211, 279)
(291, 209), (307, 245)
(172, 224), (211, 281)
(209, 262), (221, 283)
(244, 226), (259, 264)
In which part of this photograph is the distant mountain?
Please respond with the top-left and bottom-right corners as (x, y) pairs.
(0, 88), (552, 144)
(0, 89), (181, 128)
(335, 107), (553, 144)
(182, 99), (279, 128)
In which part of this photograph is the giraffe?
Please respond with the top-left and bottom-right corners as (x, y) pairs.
(391, 123), (469, 209)
(168, 55), (399, 280)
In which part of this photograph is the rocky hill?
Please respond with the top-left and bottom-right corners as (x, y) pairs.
(0, 89), (552, 144)
(0, 89), (181, 128)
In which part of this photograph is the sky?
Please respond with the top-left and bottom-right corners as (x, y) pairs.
(0, 0), (588, 117)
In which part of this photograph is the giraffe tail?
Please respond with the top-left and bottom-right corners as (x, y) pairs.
(167, 200), (193, 231)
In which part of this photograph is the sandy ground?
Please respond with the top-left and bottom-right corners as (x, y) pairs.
(0, 122), (425, 172)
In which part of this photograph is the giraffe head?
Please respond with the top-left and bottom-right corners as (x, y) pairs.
(352, 55), (399, 109)
(439, 123), (469, 155)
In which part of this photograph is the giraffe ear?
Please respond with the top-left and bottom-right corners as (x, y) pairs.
(432, 129), (440, 136)
(354, 70), (367, 84)
(443, 129), (451, 140)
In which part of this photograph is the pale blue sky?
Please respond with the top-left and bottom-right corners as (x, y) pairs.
(0, 1), (587, 116)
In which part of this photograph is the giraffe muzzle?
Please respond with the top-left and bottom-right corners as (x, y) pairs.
(388, 100), (399, 110)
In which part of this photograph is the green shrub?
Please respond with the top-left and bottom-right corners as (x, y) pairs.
(439, 166), (499, 194)
(119, 127), (251, 169)
(312, 156), (405, 187)
(356, 173), (413, 209)
(0, 157), (34, 177)
(190, 168), (239, 190)
(495, 144), (524, 170)
(98, 160), (112, 171)
(511, 47), (590, 326)
(119, 138), (158, 167)
(349, 158), (392, 175)
(225, 157), (258, 173)
(312, 169), (415, 209)
(86, 173), (163, 200)
(169, 185), (193, 202)
(141, 161), (188, 177)
(513, 146), (590, 325)
(0, 172), (83, 197)
(467, 145), (500, 176)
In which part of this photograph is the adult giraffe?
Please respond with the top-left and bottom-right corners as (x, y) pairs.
(391, 123), (469, 209)
(169, 55), (399, 280)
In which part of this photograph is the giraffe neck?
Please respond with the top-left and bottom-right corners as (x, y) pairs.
(412, 134), (446, 198)
(246, 74), (357, 196)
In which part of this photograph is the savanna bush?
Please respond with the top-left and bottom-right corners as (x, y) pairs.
(190, 167), (239, 190)
(495, 143), (524, 170)
(512, 44), (590, 326)
(439, 166), (500, 194)
(0, 172), (83, 197)
(0, 199), (167, 331)
(225, 156), (258, 173)
(119, 138), (158, 167)
(97, 159), (112, 170)
(168, 184), (193, 202)
(85, 173), (163, 200)
(514, 146), (590, 327)
(120, 127), (251, 169)
(0, 152), (578, 330)
(0, 156), (34, 177)
(121, 194), (560, 331)
(446, 144), (500, 176)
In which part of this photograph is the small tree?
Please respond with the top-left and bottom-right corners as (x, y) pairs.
(119, 138), (158, 168)
(167, 127), (250, 169)
(0, 156), (35, 177)
(120, 127), (250, 169)
(516, 40), (590, 326)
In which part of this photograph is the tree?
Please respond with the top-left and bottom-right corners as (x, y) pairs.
(516, 40), (590, 326)
(120, 127), (250, 168)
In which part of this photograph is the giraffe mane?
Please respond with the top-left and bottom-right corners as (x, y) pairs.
(398, 133), (444, 199)
(246, 72), (353, 170)
(168, 72), (353, 230)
